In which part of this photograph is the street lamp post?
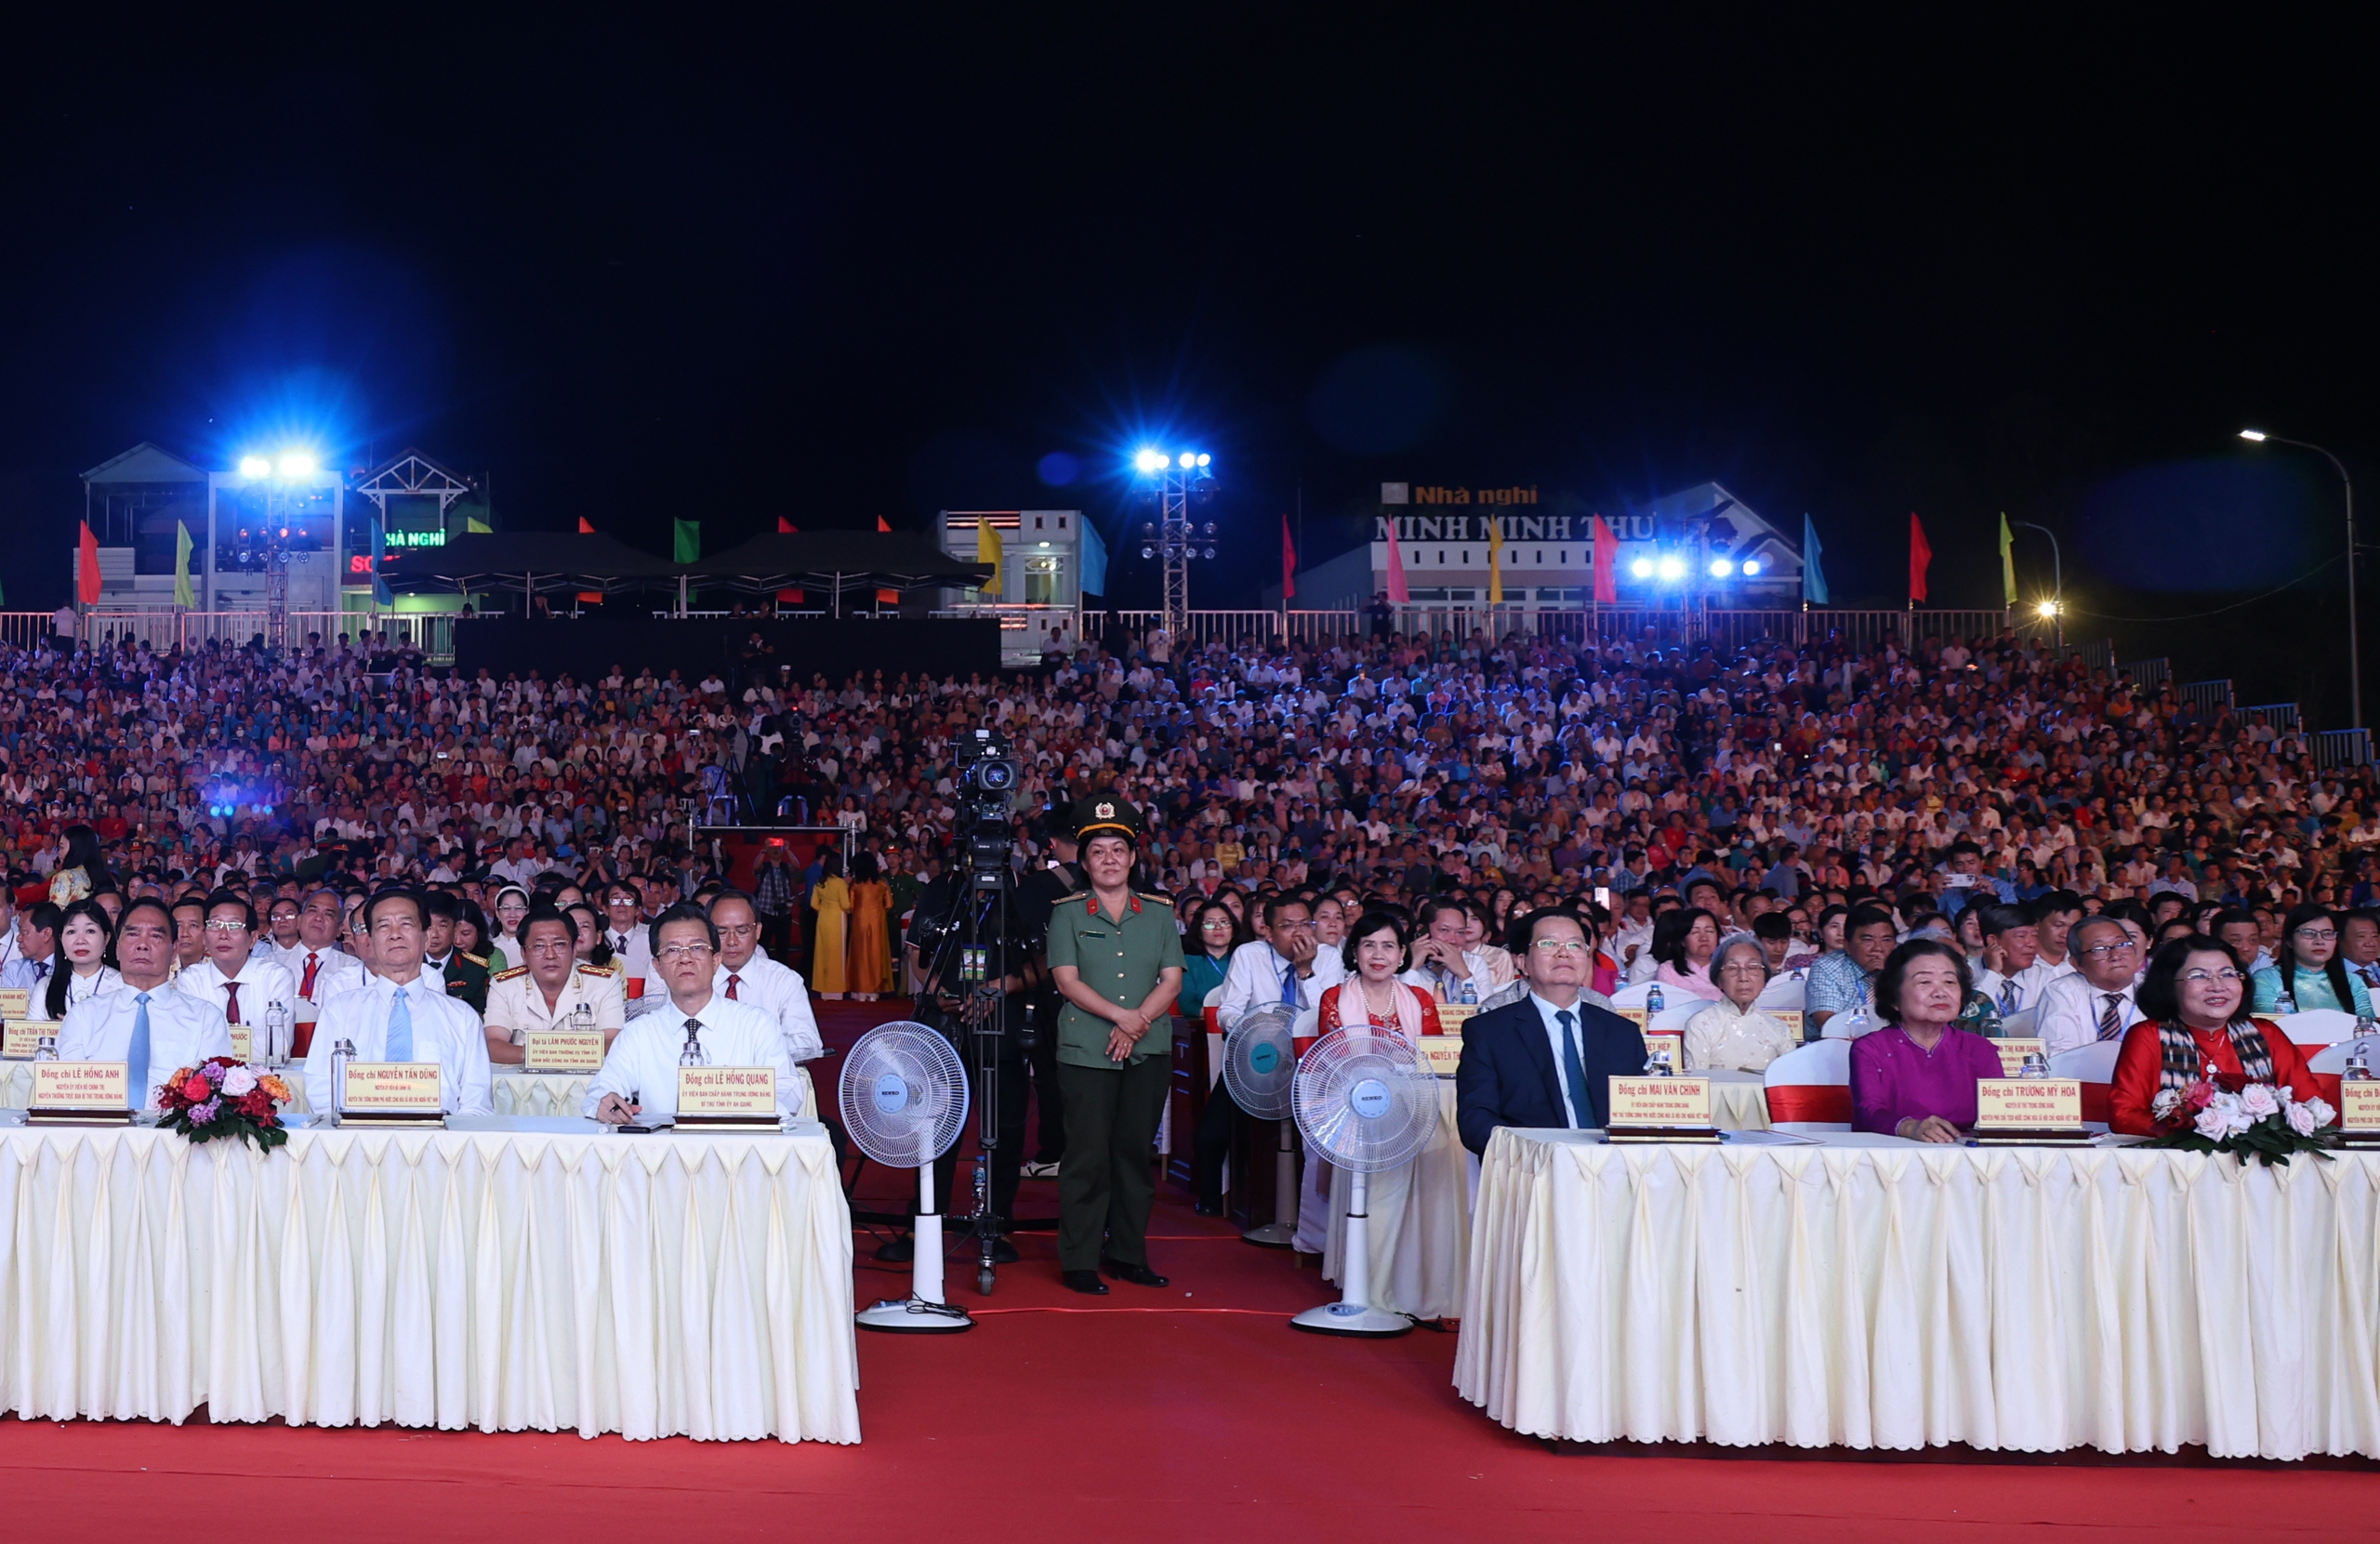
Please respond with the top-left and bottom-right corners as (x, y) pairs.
(2241, 429), (2359, 729)
(2013, 520), (2063, 650)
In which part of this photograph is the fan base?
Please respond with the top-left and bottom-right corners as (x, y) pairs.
(857, 1298), (974, 1334)
(1289, 1301), (1412, 1338)
(1240, 1222), (1296, 1247)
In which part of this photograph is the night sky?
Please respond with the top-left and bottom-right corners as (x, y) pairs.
(1, 17), (2367, 709)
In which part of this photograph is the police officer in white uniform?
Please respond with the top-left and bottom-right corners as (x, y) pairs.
(483, 906), (628, 1063)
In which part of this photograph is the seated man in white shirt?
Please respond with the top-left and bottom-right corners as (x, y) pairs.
(586, 903), (798, 1124)
(0, 902), (59, 995)
(176, 891), (298, 1046)
(284, 887), (367, 1012)
(303, 889), (495, 1116)
(1213, 893), (1344, 1031)
(2035, 915), (2149, 1057)
(1968, 903), (2058, 1015)
(57, 896), (232, 1110)
(708, 890), (822, 1063)
(258, 894), (304, 961)
(1399, 897), (1492, 1003)
(600, 880), (655, 989)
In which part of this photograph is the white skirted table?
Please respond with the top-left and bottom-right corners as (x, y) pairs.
(0, 1114), (860, 1445)
(1454, 1128), (2380, 1460)
(2, 1063), (816, 1121)
(1318, 1073), (1771, 1323)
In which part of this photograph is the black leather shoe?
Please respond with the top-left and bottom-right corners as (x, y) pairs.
(1062, 1270), (1110, 1295)
(1102, 1259), (1170, 1287)
(1193, 1198), (1224, 1217)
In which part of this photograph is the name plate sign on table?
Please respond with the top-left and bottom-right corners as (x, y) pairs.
(1992, 1037), (2048, 1076)
(230, 1025), (253, 1062)
(1616, 1007), (1649, 1031)
(2, 1021), (46, 1061)
(676, 1065), (780, 1130)
(2340, 1081), (2380, 1145)
(522, 1029), (606, 1074)
(341, 1062), (444, 1125)
(1973, 1076), (2089, 1143)
(1606, 1075), (1718, 1142)
(0, 987), (29, 1020)
(1434, 1003), (1478, 1036)
(1417, 1036), (1463, 1076)
(27, 1061), (129, 1122)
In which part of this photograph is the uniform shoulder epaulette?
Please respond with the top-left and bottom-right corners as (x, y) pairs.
(1135, 891), (1175, 908)
(492, 965), (529, 982)
(1053, 891), (1090, 904)
(462, 951), (490, 967)
(581, 962), (618, 975)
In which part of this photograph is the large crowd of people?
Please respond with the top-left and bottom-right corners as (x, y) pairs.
(4, 616), (2374, 1173)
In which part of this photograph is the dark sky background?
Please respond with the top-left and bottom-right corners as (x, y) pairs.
(1, 15), (2370, 716)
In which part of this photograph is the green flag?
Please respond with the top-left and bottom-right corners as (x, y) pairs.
(1998, 513), (2016, 605)
(673, 519), (701, 563)
(466, 514), (491, 534)
(174, 521), (197, 608)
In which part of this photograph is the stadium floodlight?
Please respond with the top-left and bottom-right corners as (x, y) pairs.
(1196, 454), (1211, 467)
(1657, 556), (1686, 581)
(1177, 450), (1197, 468)
(1742, 560), (1762, 575)
(2036, 600), (2061, 618)
(1710, 559), (1735, 577)
(238, 455), (272, 479)
(1630, 558), (1653, 578)
(2238, 429), (2268, 442)
(1134, 449), (1168, 473)
(277, 451), (318, 479)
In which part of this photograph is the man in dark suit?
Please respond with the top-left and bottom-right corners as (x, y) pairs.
(1457, 908), (1647, 1155)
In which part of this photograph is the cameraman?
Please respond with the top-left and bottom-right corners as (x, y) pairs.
(1012, 813), (1081, 1177)
(905, 870), (1036, 1264)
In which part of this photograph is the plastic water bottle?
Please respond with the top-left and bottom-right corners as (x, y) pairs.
(2346, 1049), (2373, 1082)
(33, 1031), (58, 1062)
(2276, 985), (2297, 1015)
(1459, 979), (1477, 1006)
(1646, 984), (1665, 1013)
(263, 999), (292, 1065)
(1643, 1045), (1673, 1076)
(2019, 1050), (2049, 1079)
(331, 1037), (355, 1115)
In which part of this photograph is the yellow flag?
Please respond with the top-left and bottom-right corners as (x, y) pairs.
(975, 513), (1003, 595)
(1487, 515), (1504, 605)
(1998, 513), (2016, 605)
(174, 521), (196, 609)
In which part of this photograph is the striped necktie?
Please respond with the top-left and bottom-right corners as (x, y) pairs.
(2097, 992), (2125, 1042)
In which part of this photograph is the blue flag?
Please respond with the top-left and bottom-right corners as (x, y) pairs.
(372, 516), (392, 606)
(1802, 513), (1829, 605)
(1079, 515), (1108, 597)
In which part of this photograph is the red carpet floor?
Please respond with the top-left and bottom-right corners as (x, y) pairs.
(6, 999), (2375, 1539)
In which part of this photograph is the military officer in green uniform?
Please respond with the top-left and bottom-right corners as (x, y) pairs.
(1044, 796), (1183, 1295)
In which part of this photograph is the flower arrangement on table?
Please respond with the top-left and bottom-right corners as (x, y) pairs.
(2146, 1076), (2338, 1166)
(155, 1057), (293, 1152)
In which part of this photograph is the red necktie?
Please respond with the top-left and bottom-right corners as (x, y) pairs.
(301, 952), (321, 996)
(223, 981), (242, 1023)
(726, 973), (741, 1000)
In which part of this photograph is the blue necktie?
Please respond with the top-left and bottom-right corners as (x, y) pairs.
(1280, 961), (1300, 1006)
(387, 984), (415, 1062)
(1556, 1009), (1593, 1128)
(126, 991), (152, 1111)
(1999, 980), (2018, 1014)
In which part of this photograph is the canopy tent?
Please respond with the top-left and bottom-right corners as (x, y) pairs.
(674, 531), (993, 614)
(380, 531), (681, 600)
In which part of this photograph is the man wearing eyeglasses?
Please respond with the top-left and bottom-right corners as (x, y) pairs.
(2034, 917), (2146, 1057)
(175, 891), (298, 1036)
(1456, 908), (1647, 1155)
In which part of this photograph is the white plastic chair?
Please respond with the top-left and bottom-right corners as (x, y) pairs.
(2048, 1042), (2120, 1133)
(2308, 1036), (2380, 1076)
(1819, 1007), (1876, 1040)
(1647, 1002), (1702, 1033)
(2273, 1008), (2360, 1048)
(1762, 1038), (1852, 1132)
(1754, 975), (1807, 1013)
(1998, 1005), (2041, 1039)
(1608, 982), (1657, 1010)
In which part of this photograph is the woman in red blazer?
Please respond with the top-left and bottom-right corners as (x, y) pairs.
(2110, 932), (2322, 1137)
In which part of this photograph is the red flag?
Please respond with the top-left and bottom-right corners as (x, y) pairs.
(1280, 515), (1298, 601)
(776, 588), (806, 604)
(1591, 514), (1619, 604)
(1909, 513), (1932, 603)
(1383, 522), (1410, 603)
(876, 517), (892, 533)
(76, 521), (101, 604)
(576, 517), (596, 534)
(777, 517), (797, 534)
